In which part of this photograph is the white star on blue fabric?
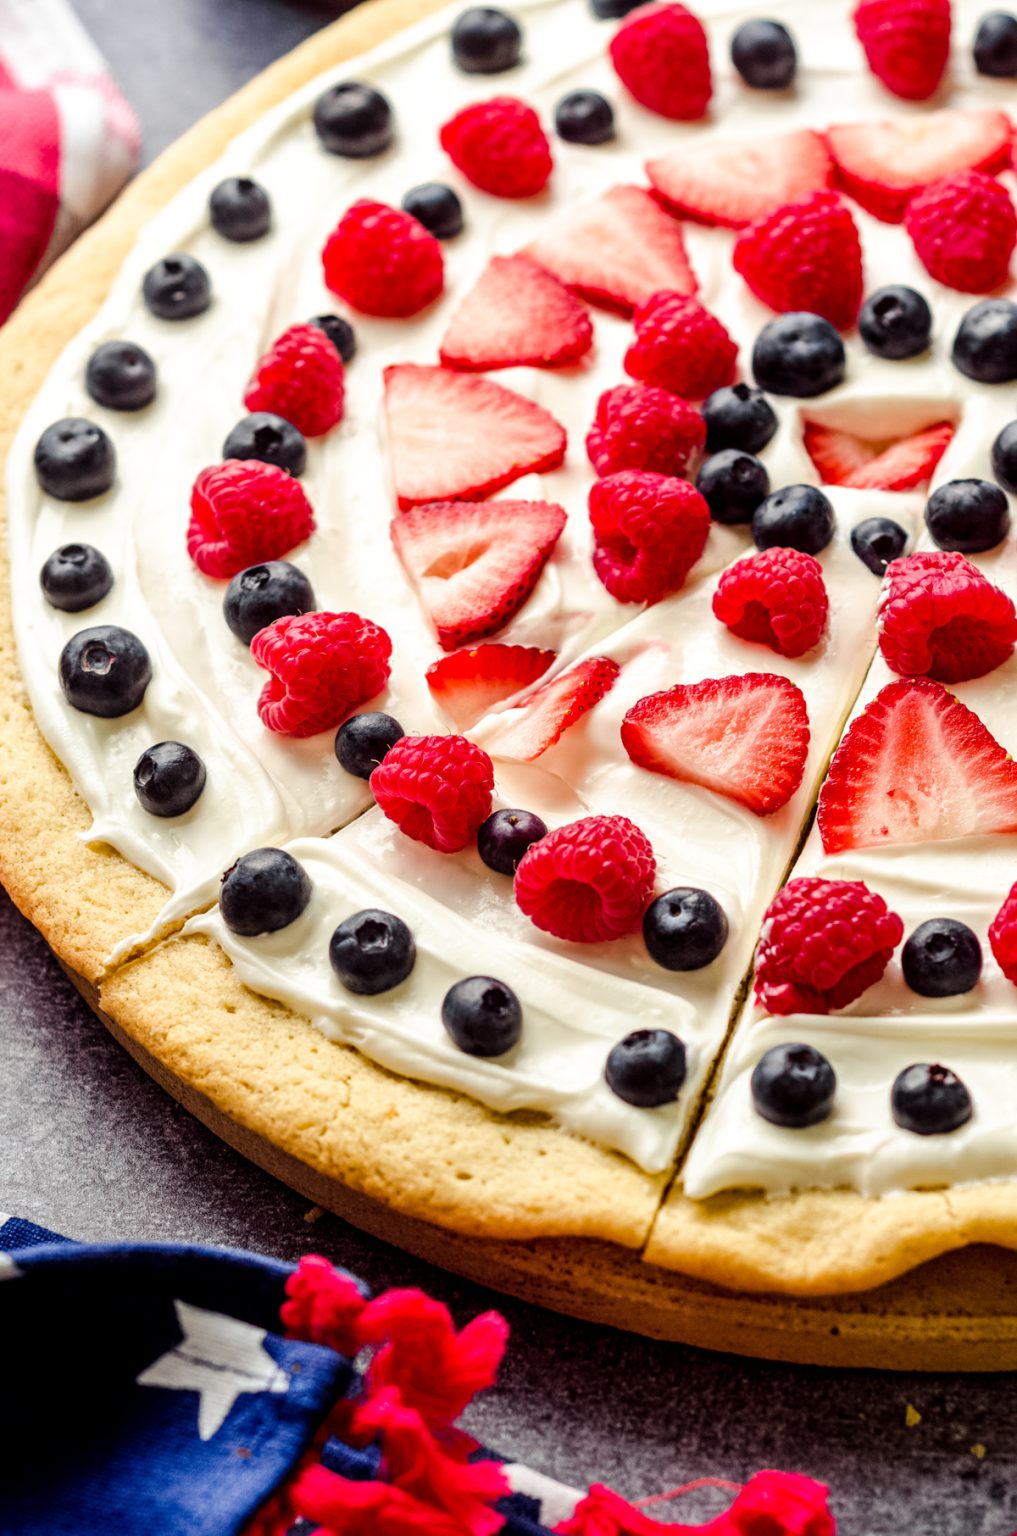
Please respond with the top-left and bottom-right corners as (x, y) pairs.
(136, 1298), (290, 1439)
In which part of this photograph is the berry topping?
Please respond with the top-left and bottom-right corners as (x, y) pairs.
(40, 543), (113, 613)
(323, 200), (443, 318)
(751, 1043), (836, 1126)
(827, 108), (1012, 222)
(993, 420), (1017, 493)
(646, 129), (831, 230)
(902, 918), (982, 997)
(309, 313), (357, 363)
(440, 96), (552, 197)
(477, 808), (548, 874)
(591, 0), (646, 15)
(514, 813), (655, 943)
(392, 498), (566, 649)
(313, 82), (393, 157)
(696, 450), (770, 525)
(187, 460), (315, 579)
(609, 2), (711, 120)
(586, 382), (705, 477)
(426, 643), (555, 729)
(555, 89), (615, 144)
(877, 551), (1017, 683)
(59, 625), (151, 718)
(223, 413), (307, 478)
(442, 976), (522, 1056)
(752, 312), (846, 397)
(712, 547), (828, 658)
(133, 741), (206, 818)
(482, 655), (620, 760)
(733, 192), (864, 332)
(802, 419), (953, 492)
(975, 11), (1017, 74)
(371, 734), (494, 852)
(439, 254), (593, 371)
(223, 560), (316, 646)
(451, 7), (522, 72)
(643, 887), (728, 971)
(858, 285), (932, 359)
(334, 711), (405, 779)
(754, 876), (903, 1015)
(952, 298), (1017, 382)
(891, 1064), (973, 1136)
(605, 1029), (687, 1106)
(142, 254), (210, 320)
(906, 171), (1017, 294)
(383, 365), (566, 507)
(85, 340), (156, 411)
(852, 0), (951, 100)
(731, 18), (797, 87)
(702, 384), (778, 455)
(850, 516), (910, 575)
(989, 883), (1017, 983)
(926, 479), (1010, 553)
(329, 909), (416, 994)
(34, 418), (115, 502)
(401, 182), (464, 239)
(624, 293), (738, 400)
(753, 483), (835, 556)
(252, 611), (392, 739)
(209, 176), (271, 241)
(588, 469), (710, 603)
(244, 323), (345, 438)
(220, 848), (312, 937)
(621, 672), (809, 816)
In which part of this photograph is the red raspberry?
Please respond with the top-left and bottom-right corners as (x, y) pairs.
(609, 2), (711, 121)
(252, 611), (392, 738)
(754, 876), (904, 1015)
(989, 882), (1017, 984)
(712, 548), (829, 659)
(905, 171), (1017, 294)
(624, 294), (738, 401)
(187, 460), (315, 578)
(588, 470), (710, 604)
(853, 0), (951, 101)
(322, 199), (444, 318)
(514, 814), (656, 943)
(586, 383), (705, 478)
(878, 551), (1017, 684)
(439, 97), (552, 198)
(371, 734), (494, 853)
(243, 323), (345, 438)
(733, 191), (864, 332)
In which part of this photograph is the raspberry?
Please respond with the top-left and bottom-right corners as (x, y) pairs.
(754, 876), (904, 1015)
(588, 470), (710, 604)
(609, 2), (712, 121)
(853, 0), (951, 101)
(906, 171), (1017, 294)
(439, 97), (552, 198)
(252, 611), (392, 738)
(371, 734), (494, 853)
(624, 294), (738, 401)
(514, 814), (656, 943)
(989, 883), (1017, 984)
(712, 548), (829, 658)
(733, 191), (864, 332)
(586, 383), (705, 478)
(878, 551), (1017, 684)
(322, 199), (444, 318)
(243, 323), (345, 438)
(187, 460), (315, 578)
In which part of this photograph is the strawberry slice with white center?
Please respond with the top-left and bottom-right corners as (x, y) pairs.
(621, 672), (810, 816)
(817, 678), (1017, 854)
(425, 643), (556, 729)
(384, 364), (567, 510)
(391, 498), (567, 651)
(827, 108), (1013, 223)
(646, 129), (832, 229)
(523, 184), (697, 317)
(439, 255), (594, 371)
(482, 655), (620, 761)
(802, 419), (954, 491)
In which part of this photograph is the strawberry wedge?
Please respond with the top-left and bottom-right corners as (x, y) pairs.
(440, 255), (593, 371)
(802, 420), (954, 491)
(426, 643), (556, 729)
(827, 108), (1012, 223)
(483, 655), (620, 761)
(646, 129), (832, 229)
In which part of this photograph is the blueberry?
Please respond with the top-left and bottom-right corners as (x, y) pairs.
(891, 1063), (973, 1135)
(335, 711), (405, 779)
(142, 254), (211, 320)
(40, 543), (114, 612)
(750, 1042), (836, 1128)
(858, 285), (932, 360)
(752, 312), (846, 398)
(554, 89), (615, 144)
(702, 383), (778, 455)
(605, 1029), (687, 1107)
(850, 516), (909, 575)
(402, 183), (464, 240)
(209, 176), (271, 242)
(85, 340), (157, 411)
(223, 561), (316, 646)
(991, 420), (1017, 493)
(974, 11), (1017, 75)
(643, 887), (728, 971)
(901, 918), (982, 998)
(59, 625), (151, 717)
(441, 975), (522, 1056)
(730, 18), (797, 88)
(696, 449), (770, 525)
(34, 418), (115, 501)
(477, 808), (547, 874)
(222, 413), (306, 477)
(310, 313), (357, 363)
(329, 908), (416, 994)
(220, 847), (312, 936)
(925, 478), (1010, 553)
(753, 483), (835, 555)
(451, 7), (522, 72)
(952, 299), (1017, 383)
(589, 0), (645, 14)
(133, 741), (207, 818)
(314, 82), (393, 156)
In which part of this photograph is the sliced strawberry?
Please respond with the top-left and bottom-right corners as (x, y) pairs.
(483, 655), (620, 760)
(391, 498), (566, 650)
(620, 672), (810, 816)
(802, 419), (954, 491)
(827, 109), (1013, 223)
(817, 678), (1017, 854)
(523, 184), (697, 317)
(384, 365), (567, 510)
(646, 129), (832, 229)
(439, 255), (593, 371)
(425, 643), (556, 729)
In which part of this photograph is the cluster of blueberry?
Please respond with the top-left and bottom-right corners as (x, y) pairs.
(751, 1043), (973, 1138)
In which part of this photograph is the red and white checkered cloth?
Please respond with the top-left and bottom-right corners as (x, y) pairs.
(0, 0), (139, 324)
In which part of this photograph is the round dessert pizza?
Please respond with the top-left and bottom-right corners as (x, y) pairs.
(8, 0), (1017, 1351)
